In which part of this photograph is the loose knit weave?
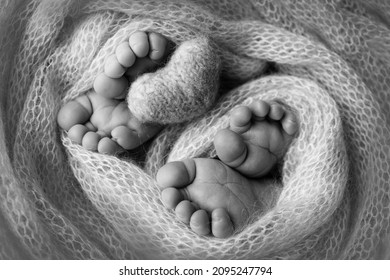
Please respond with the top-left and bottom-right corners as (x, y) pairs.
(0, 0), (390, 259)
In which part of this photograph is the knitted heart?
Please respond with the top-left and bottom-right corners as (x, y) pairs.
(127, 36), (221, 124)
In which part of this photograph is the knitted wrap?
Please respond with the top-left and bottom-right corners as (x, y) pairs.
(1, 0), (390, 259)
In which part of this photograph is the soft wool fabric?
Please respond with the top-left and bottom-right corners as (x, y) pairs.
(128, 36), (221, 124)
(0, 0), (390, 259)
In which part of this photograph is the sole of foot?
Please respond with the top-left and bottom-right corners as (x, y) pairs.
(58, 31), (170, 155)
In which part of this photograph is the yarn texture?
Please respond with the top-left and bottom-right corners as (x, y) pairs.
(0, 0), (390, 259)
(128, 36), (221, 124)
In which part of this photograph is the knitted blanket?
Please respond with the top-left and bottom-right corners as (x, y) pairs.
(1, 0), (390, 259)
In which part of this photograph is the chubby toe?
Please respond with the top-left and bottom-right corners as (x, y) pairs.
(104, 54), (126, 78)
(148, 32), (168, 60)
(82, 131), (101, 151)
(97, 137), (125, 155)
(129, 31), (149, 58)
(156, 159), (196, 189)
(161, 188), (183, 209)
(111, 126), (140, 150)
(93, 73), (128, 98)
(68, 124), (89, 144)
(214, 129), (247, 168)
(57, 99), (91, 131)
(175, 200), (197, 224)
(190, 210), (210, 236)
(116, 42), (136, 67)
(230, 106), (252, 134)
(281, 111), (299, 136)
(249, 100), (270, 121)
(211, 208), (234, 238)
(268, 103), (284, 120)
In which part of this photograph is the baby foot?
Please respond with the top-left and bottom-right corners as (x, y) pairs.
(57, 31), (170, 154)
(93, 31), (169, 99)
(157, 100), (298, 238)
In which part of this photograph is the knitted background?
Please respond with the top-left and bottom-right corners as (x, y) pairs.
(0, 0), (390, 259)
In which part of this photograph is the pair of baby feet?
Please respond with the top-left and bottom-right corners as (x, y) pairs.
(57, 31), (298, 238)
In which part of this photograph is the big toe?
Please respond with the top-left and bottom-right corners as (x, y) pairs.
(214, 129), (247, 168)
(156, 159), (196, 189)
(93, 73), (128, 99)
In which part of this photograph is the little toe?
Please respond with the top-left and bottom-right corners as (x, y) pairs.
(97, 137), (126, 155)
(148, 32), (168, 61)
(156, 159), (196, 189)
(115, 42), (136, 67)
(211, 208), (234, 238)
(214, 129), (247, 168)
(190, 210), (210, 236)
(175, 200), (197, 224)
(93, 73), (128, 99)
(129, 31), (149, 58)
(281, 110), (299, 136)
(104, 54), (126, 78)
(68, 124), (89, 144)
(82, 131), (101, 151)
(268, 103), (285, 121)
(230, 106), (252, 134)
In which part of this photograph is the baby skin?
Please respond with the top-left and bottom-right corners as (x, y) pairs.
(157, 101), (298, 238)
(57, 31), (170, 154)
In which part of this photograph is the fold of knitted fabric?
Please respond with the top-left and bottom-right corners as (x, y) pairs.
(0, 0), (389, 259)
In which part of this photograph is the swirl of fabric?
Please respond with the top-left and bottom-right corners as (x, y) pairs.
(0, 0), (390, 259)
